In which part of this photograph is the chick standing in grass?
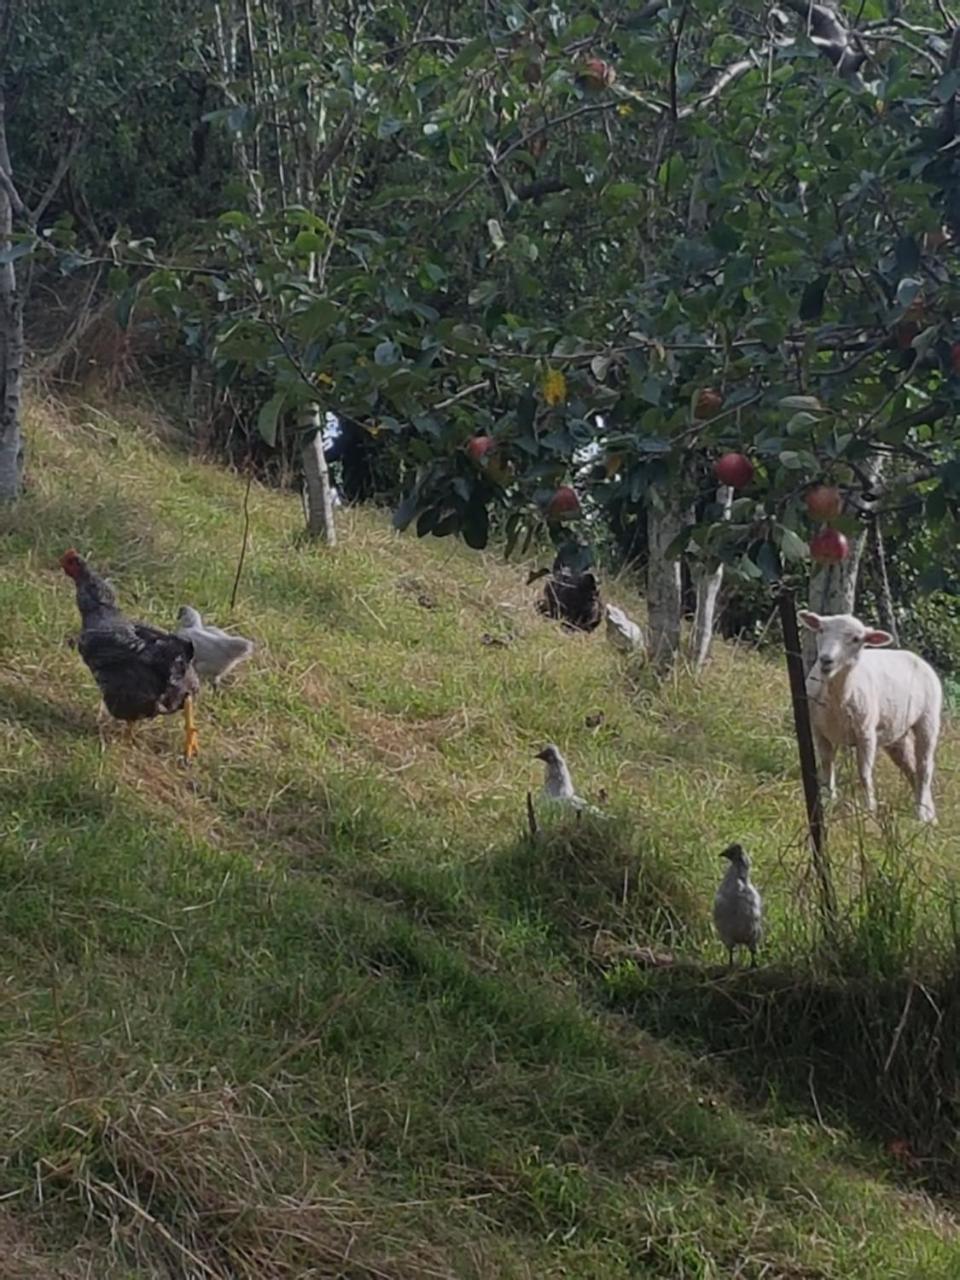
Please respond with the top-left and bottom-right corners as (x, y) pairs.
(535, 744), (601, 815)
(713, 843), (762, 968)
(174, 606), (254, 688)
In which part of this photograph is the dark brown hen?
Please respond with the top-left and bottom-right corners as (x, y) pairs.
(60, 549), (200, 758)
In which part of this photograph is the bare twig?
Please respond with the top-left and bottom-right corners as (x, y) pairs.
(30, 127), (87, 226)
(229, 465), (254, 612)
(668, 2), (689, 120)
(434, 380), (488, 410)
(882, 980), (916, 1075)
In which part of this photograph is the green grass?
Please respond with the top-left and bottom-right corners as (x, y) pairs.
(0, 394), (959, 1276)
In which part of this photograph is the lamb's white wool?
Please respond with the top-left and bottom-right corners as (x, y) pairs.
(175, 606), (255, 687)
(799, 610), (942, 823)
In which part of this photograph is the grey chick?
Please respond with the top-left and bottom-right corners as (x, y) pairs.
(534, 744), (602, 815)
(175, 606), (254, 688)
(713, 843), (763, 968)
(605, 603), (644, 654)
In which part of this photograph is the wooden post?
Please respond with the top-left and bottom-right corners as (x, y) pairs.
(526, 790), (539, 840)
(778, 586), (836, 926)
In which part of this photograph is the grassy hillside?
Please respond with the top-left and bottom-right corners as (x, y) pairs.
(0, 396), (959, 1277)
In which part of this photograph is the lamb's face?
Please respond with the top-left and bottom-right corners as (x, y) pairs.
(798, 611), (892, 680)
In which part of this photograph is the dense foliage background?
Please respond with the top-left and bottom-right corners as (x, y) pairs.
(5, 0), (960, 662)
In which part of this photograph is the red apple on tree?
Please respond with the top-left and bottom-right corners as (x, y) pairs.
(804, 485), (843, 521)
(950, 342), (960, 376)
(810, 528), (849, 564)
(545, 485), (581, 520)
(695, 387), (724, 419)
(466, 435), (496, 463)
(713, 452), (753, 490)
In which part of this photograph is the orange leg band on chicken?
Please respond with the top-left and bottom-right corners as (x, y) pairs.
(183, 694), (199, 761)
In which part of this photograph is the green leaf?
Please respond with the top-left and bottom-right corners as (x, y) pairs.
(894, 236), (920, 276)
(292, 299), (338, 342)
(799, 274), (829, 321)
(777, 526), (809, 561)
(786, 412), (820, 435)
(487, 219), (506, 250)
(393, 490), (419, 531)
(933, 69), (960, 104)
(114, 287), (137, 331)
(462, 499), (489, 550)
(292, 230), (325, 256)
(757, 541), (782, 582)
(605, 182), (643, 200)
(374, 340), (400, 366)
(779, 395), (824, 412)
(777, 451), (805, 469)
(658, 154), (688, 197)
(257, 392), (285, 448)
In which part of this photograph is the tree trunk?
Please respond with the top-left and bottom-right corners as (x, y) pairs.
(689, 485), (733, 670)
(870, 515), (899, 644)
(0, 92), (23, 503)
(300, 404), (336, 544)
(802, 454), (883, 672)
(646, 492), (690, 667)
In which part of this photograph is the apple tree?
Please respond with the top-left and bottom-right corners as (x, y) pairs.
(126, 0), (960, 672)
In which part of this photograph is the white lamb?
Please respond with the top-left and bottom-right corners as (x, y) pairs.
(798, 610), (942, 824)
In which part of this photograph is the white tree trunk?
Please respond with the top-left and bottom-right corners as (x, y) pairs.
(0, 93), (24, 503)
(689, 485), (733, 671)
(300, 405), (337, 544)
(802, 456), (883, 672)
(647, 493), (690, 666)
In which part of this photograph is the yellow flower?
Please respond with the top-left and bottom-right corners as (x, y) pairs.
(542, 368), (567, 407)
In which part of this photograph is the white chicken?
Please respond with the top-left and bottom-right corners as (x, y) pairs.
(534, 744), (602, 816)
(604, 603), (644, 654)
(174, 606), (255, 688)
(713, 843), (763, 968)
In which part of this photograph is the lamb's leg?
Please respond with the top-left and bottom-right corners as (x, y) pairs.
(913, 715), (939, 824)
(813, 730), (837, 802)
(885, 733), (917, 795)
(855, 734), (879, 813)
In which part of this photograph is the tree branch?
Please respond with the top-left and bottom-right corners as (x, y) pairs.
(0, 159), (24, 218)
(440, 97), (658, 219)
(29, 126), (87, 226)
(516, 177), (572, 203)
(678, 56), (759, 118)
(315, 108), (357, 186)
(779, 0), (868, 82)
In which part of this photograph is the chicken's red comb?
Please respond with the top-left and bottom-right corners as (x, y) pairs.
(60, 548), (83, 577)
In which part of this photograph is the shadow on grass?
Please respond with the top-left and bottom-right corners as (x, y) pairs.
(0, 680), (96, 741)
(604, 954), (960, 1193)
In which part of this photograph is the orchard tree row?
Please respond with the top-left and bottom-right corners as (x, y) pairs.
(3, 0), (960, 663)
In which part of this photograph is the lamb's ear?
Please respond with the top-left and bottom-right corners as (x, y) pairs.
(864, 629), (893, 647)
(798, 610), (822, 632)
